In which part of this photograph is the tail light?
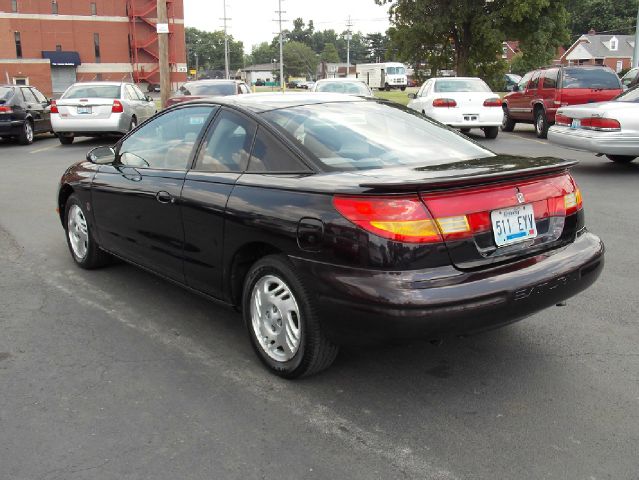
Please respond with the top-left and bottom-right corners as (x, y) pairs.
(555, 113), (571, 126)
(432, 98), (457, 108)
(332, 195), (443, 243)
(483, 98), (502, 107)
(580, 117), (620, 131)
(564, 187), (583, 215)
(0, 105), (13, 113)
(111, 100), (124, 113)
(50, 100), (58, 114)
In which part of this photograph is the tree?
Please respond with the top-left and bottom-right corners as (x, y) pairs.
(565, 0), (638, 37)
(250, 42), (276, 65)
(283, 41), (319, 78)
(365, 33), (391, 63)
(320, 43), (340, 63)
(185, 27), (244, 73)
(377, 0), (569, 77)
(287, 18), (315, 45)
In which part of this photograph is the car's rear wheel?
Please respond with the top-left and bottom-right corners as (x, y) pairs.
(58, 134), (74, 145)
(129, 117), (137, 132)
(460, 128), (471, 134)
(534, 109), (549, 139)
(501, 107), (516, 132)
(483, 126), (499, 139)
(64, 194), (111, 269)
(242, 255), (338, 378)
(606, 155), (636, 163)
(18, 121), (34, 145)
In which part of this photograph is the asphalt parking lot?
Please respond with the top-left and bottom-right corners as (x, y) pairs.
(1, 127), (638, 479)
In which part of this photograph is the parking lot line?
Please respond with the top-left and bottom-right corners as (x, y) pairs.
(508, 133), (548, 145)
(29, 143), (59, 154)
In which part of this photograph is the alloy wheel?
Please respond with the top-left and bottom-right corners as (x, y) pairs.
(25, 122), (33, 143)
(67, 204), (89, 260)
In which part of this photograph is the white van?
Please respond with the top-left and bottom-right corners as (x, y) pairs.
(356, 62), (408, 91)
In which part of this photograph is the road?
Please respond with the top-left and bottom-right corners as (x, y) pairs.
(1, 128), (638, 480)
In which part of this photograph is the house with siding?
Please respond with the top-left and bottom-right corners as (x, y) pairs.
(560, 30), (635, 73)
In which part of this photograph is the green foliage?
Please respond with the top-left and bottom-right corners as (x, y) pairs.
(320, 43), (340, 63)
(250, 42), (276, 65)
(185, 27), (244, 72)
(565, 0), (638, 37)
(283, 41), (319, 78)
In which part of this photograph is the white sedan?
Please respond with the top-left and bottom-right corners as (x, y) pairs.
(548, 86), (639, 163)
(407, 77), (504, 139)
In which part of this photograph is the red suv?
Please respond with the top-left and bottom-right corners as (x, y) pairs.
(502, 65), (622, 138)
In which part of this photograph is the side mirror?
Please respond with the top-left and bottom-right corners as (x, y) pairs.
(146, 95), (153, 102)
(407, 93), (416, 99)
(87, 146), (116, 164)
(512, 85), (520, 92)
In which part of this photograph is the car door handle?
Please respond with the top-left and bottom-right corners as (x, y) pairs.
(156, 191), (175, 204)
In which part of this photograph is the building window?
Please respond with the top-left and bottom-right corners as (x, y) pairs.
(94, 33), (101, 63)
(91, 2), (97, 15)
(616, 60), (623, 73)
(595, 58), (604, 65)
(13, 77), (28, 86)
(610, 37), (618, 51)
(56, 44), (62, 52)
(11, 0), (17, 12)
(14, 32), (22, 59)
(51, 1), (58, 14)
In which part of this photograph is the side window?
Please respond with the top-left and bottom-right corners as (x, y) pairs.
(30, 87), (47, 103)
(518, 72), (532, 91)
(118, 106), (215, 170)
(21, 88), (38, 104)
(418, 80), (429, 97)
(542, 69), (558, 89)
(132, 85), (146, 100)
(528, 71), (541, 90)
(194, 109), (257, 172)
(240, 84), (251, 94)
(247, 127), (310, 172)
(125, 85), (138, 100)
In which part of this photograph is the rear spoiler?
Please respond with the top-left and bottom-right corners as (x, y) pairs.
(359, 158), (578, 192)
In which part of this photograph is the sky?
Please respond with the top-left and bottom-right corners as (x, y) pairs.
(183, 0), (391, 51)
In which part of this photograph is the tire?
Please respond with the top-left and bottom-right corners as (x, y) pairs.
(483, 126), (499, 139)
(460, 128), (471, 134)
(58, 134), (74, 145)
(242, 254), (338, 378)
(64, 194), (111, 269)
(501, 107), (516, 132)
(400, 86), (406, 91)
(606, 155), (636, 163)
(534, 109), (549, 139)
(129, 117), (137, 132)
(384, 83), (391, 91)
(18, 121), (34, 145)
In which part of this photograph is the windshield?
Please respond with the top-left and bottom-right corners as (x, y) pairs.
(262, 102), (494, 172)
(386, 66), (406, 75)
(562, 68), (621, 89)
(616, 86), (639, 103)
(316, 81), (371, 96)
(0, 87), (13, 101)
(434, 79), (491, 93)
(187, 83), (235, 96)
(63, 85), (121, 99)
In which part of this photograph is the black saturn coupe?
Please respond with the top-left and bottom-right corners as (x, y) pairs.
(57, 93), (604, 378)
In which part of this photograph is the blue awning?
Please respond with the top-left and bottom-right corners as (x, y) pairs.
(42, 51), (81, 66)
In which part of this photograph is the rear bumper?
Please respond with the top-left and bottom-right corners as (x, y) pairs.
(51, 113), (129, 135)
(548, 126), (639, 156)
(0, 120), (24, 136)
(430, 108), (504, 128)
(291, 231), (604, 344)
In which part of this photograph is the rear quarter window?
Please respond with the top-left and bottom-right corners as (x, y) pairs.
(562, 69), (621, 89)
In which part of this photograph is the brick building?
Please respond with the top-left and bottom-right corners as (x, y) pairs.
(0, 0), (187, 97)
(560, 30), (636, 73)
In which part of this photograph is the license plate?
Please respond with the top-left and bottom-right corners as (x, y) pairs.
(491, 204), (537, 247)
(77, 106), (92, 114)
(570, 119), (580, 129)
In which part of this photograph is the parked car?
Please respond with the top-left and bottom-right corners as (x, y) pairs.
(620, 67), (638, 89)
(57, 93), (604, 377)
(504, 73), (522, 92)
(147, 83), (160, 92)
(548, 85), (639, 163)
(407, 77), (504, 138)
(255, 79), (266, 87)
(502, 65), (623, 138)
(311, 78), (374, 97)
(51, 82), (156, 145)
(0, 84), (52, 145)
(298, 81), (315, 90)
(166, 79), (251, 107)
(287, 80), (300, 89)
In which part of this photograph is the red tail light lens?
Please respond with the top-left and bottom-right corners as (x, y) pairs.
(432, 98), (457, 108)
(49, 100), (58, 114)
(333, 195), (442, 243)
(580, 117), (620, 131)
(555, 113), (571, 126)
(111, 100), (124, 113)
(483, 98), (502, 107)
(0, 105), (13, 113)
(564, 187), (583, 215)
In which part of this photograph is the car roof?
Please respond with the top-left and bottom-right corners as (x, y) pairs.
(432, 77), (483, 81)
(186, 79), (243, 84)
(180, 92), (368, 113)
(68, 81), (124, 86)
(316, 78), (366, 83)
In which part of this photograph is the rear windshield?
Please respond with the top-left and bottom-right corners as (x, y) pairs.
(0, 87), (13, 101)
(261, 102), (494, 172)
(316, 81), (371, 96)
(186, 83), (235, 96)
(616, 86), (639, 103)
(63, 85), (121, 99)
(434, 79), (491, 93)
(561, 68), (621, 89)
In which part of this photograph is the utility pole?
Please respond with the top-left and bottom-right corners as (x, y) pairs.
(157, 0), (170, 108)
(195, 53), (199, 80)
(634, 3), (639, 68)
(220, 1), (231, 79)
(276, 0), (285, 91)
(346, 15), (353, 75)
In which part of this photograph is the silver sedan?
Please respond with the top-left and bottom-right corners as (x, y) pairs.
(311, 78), (374, 97)
(51, 81), (157, 145)
(548, 86), (639, 163)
